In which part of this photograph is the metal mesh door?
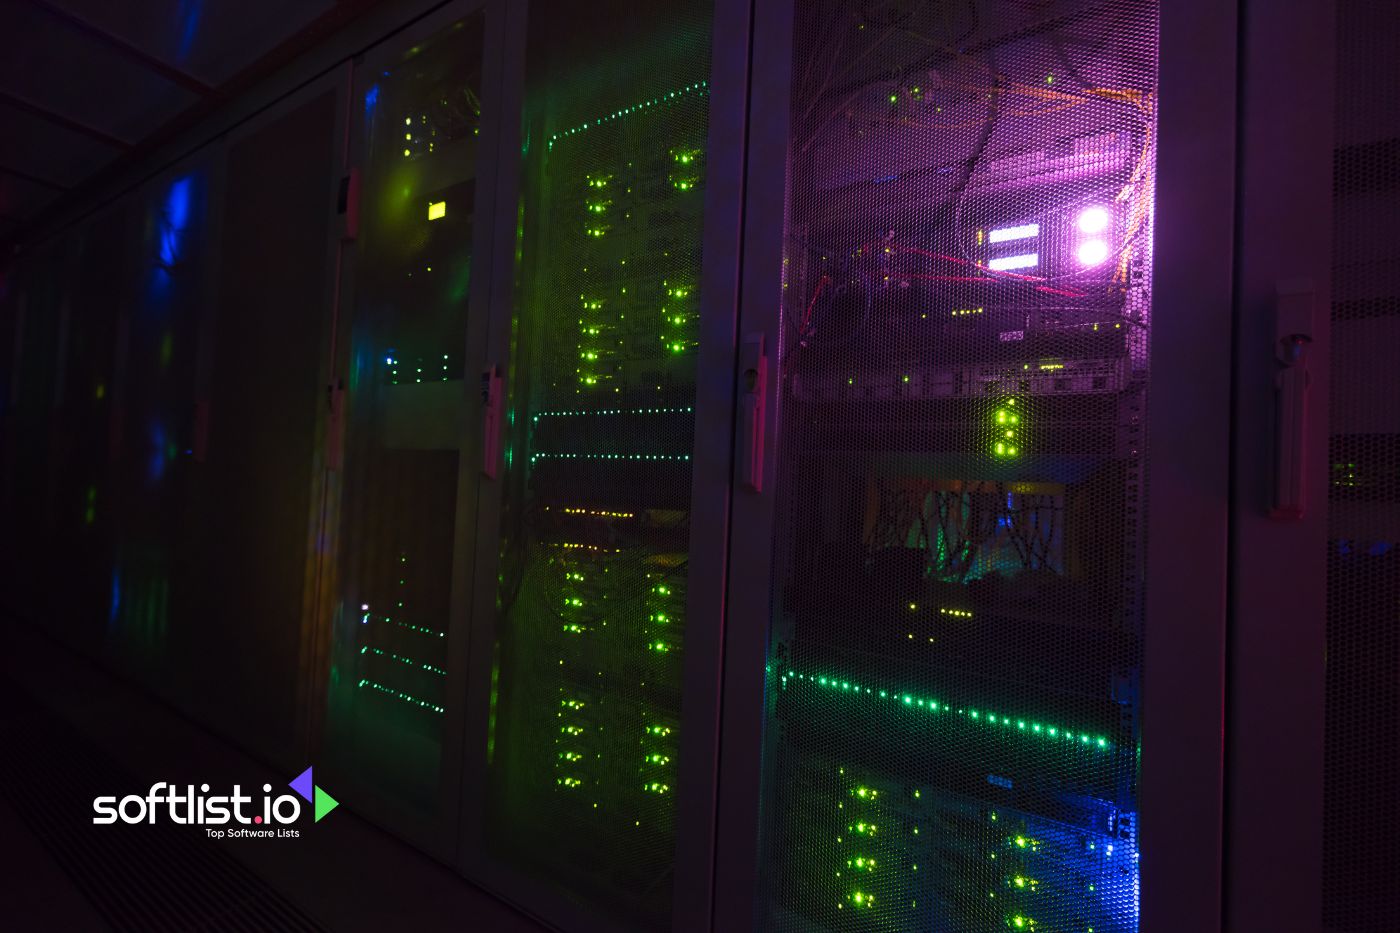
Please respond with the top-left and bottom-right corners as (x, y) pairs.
(757, 2), (1157, 930)
(1324, 3), (1400, 930)
(481, 0), (711, 926)
(323, 11), (485, 812)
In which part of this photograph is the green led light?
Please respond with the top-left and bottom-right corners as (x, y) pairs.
(535, 406), (693, 419)
(358, 646), (446, 676)
(547, 81), (710, 149)
(531, 452), (691, 462)
(787, 669), (1112, 751)
(359, 610), (445, 639)
(356, 678), (445, 714)
(992, 399), (1024, 459)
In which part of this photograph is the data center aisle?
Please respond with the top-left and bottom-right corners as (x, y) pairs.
(0, 612), (544, 933)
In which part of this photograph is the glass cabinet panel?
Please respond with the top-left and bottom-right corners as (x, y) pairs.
(482, 0), (713, 926)
(324, 11), (486, 813)
(754, 3), (1158, 930)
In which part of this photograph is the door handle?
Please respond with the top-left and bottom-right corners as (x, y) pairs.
(738, 333), (767, 492)
(326, 379), (346, 472)
(482, 365), (503, 479)
(1271, 281), (1313, 519)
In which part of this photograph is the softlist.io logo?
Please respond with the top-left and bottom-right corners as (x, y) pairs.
(92, 766), (339, 839)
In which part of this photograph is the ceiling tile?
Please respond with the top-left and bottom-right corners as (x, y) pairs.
(0, 171), (60, 223)
(0, 2), (200, 143)
(41, 0), (336, 86)
(0, 101), (119, 188)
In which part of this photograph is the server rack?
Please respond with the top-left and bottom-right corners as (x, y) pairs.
(455, 0), (751, 930)
(0, 2), (1356, 931)
(315, 0), (511, 861)
(715, 2), (1235, 932)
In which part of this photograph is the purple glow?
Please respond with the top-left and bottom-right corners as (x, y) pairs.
(1077, 240), (1110, 267)
(988, 253), (1038, 272)
(1077, 206), (1110, 234)
(988, 223), (1039, 243)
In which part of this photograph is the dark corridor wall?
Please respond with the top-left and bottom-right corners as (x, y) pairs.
(180, 90), (338, 767)
(0, 88), (340, 776)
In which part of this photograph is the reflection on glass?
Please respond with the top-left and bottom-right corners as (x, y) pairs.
(484, 3), (712, 927)
(324, 13), (484, 812)
(110, 171), (205, 674)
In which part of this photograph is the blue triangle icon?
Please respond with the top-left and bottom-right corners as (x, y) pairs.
(289, 766), (314, 804)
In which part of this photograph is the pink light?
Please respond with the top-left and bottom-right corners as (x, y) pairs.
(1077, 206), (1110, 234)
(1077, 240), (1110, 267)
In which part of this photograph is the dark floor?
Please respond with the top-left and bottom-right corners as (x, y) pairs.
(0, 616), (545, 933)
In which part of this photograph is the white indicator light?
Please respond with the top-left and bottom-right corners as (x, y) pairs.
(988, 253), (1039, 271)
(1077, 240), (1110, 266)
(1077, 206), (1110, 233)
(987, 223), (1039, 243)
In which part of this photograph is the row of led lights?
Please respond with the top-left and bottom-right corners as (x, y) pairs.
(357, 678), (445, 714)
(984, 206), (1113, 272)
(531, 452), (691, 462)
(359, 605), (445, 638)
(784, 671), (1112, 750)
(535, 406), (694, 419)
(547, 81), (709, 147)
(359, 645), (446, 676)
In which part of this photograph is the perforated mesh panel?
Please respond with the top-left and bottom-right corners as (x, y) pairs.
(757, 3), (1156, 930)
(1324, 3), (1400, 931)
(482, 1), (711, 926)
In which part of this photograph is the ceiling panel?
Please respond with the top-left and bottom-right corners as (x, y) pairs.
(0, 171), (59, 223)
(0, 3), (200, 143)
(0, 0), (345, 250)
(0, 101), (120, 189)
(44, 0), (336, 86)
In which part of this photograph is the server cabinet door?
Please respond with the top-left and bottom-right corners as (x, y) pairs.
(318, 0), (506, 857)
(1226, 1), (1390, 931)
(716, 2), (1235, 931)
(177, 74), (345, 771)
(456, 0), (749, 929)
(1316, 5), (1400, 929)
(106, 164), (214, 692)
(45, 204), (132, 660)
(0, 244), (73, 618)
